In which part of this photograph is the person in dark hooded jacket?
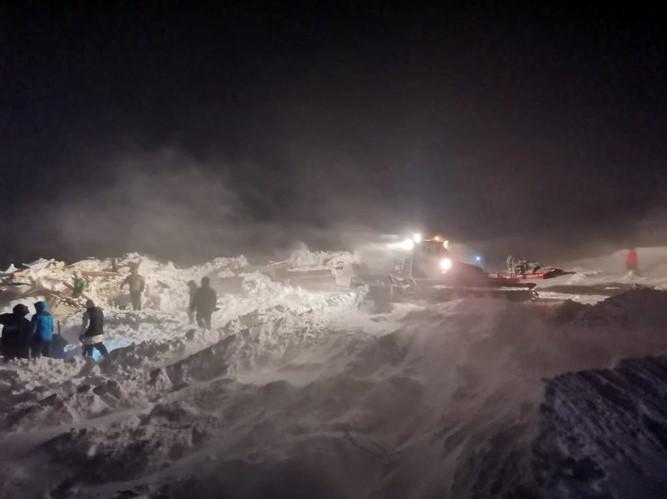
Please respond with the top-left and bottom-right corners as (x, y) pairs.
(0, 304), (32, 359)
(192, 277), (217, 330)
(31, 301), (54, 358)
(80, 299), (109, 358)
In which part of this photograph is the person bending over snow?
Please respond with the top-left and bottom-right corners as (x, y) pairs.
(80, 299), (109, 358)
(72, 273), (87, 298)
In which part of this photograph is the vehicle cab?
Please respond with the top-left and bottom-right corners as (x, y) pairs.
(405, 235), (452, 278)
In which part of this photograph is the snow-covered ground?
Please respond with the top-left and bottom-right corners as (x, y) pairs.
(530, 246), (667, 304)
(0, 247), (666, 498)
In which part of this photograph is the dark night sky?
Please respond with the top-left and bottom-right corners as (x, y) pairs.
(1, 2), (665, 265)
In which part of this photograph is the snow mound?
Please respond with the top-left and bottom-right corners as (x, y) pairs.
(286, 247), (357, 270)
(536, 355), (667, 499)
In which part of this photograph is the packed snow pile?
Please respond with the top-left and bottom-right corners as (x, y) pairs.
(0, 253), (252, 318)
(2, 250), (667, 498)
(286, 247), (358, 270)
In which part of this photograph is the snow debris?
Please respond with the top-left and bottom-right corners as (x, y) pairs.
(1, 250), (667, 498)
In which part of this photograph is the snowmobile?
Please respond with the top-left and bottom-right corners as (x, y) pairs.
(354, 235), (537, 311)
(489, 256), (574, 281)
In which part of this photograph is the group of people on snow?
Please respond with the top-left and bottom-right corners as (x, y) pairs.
(1, 268), (219, 361)
(0, 299), (108, 361)
(0, 300), (62, 359)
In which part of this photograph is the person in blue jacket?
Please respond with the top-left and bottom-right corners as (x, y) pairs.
(31, 301), (54, 358)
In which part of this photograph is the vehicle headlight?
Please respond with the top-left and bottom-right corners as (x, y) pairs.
(412, 233), (422, 243)
(439, 257), (452, 271)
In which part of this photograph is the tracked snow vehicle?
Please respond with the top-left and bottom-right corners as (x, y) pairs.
(354, 235), (537, 311)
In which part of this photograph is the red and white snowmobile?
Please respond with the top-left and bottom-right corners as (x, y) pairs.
(489, 256), (574, 281)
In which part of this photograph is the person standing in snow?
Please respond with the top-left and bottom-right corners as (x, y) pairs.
(122, 266), (146, 311)
(72, 273), (87, 298)
(30, 301), (54, 358)
(626, 248), (639, 276)
(192, 277), (217, 330)
(80, 299), (109, 358)
(0, 304), (32, 359)
(187, 280), (198, 324)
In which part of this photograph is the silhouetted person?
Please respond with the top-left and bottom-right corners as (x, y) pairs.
(0, 304), (31, 359)
(31, 301), (54, 358)
(187, 280), (198, 324)
(81, 299), (109, 358)
(193, 277), (217, 329)
(122, 266), (146, 311)
(626, 248), (639, 276)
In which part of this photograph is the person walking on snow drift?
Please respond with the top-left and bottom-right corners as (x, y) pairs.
(122, 266), (146, 310)
(191, 277), (217, 330)
(626, 248), (639, 276)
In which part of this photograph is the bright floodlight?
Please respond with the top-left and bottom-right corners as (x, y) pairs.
(439, 257), (453, 271)
(412, 233), (423, 243)
(475, 255), (482, 262)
